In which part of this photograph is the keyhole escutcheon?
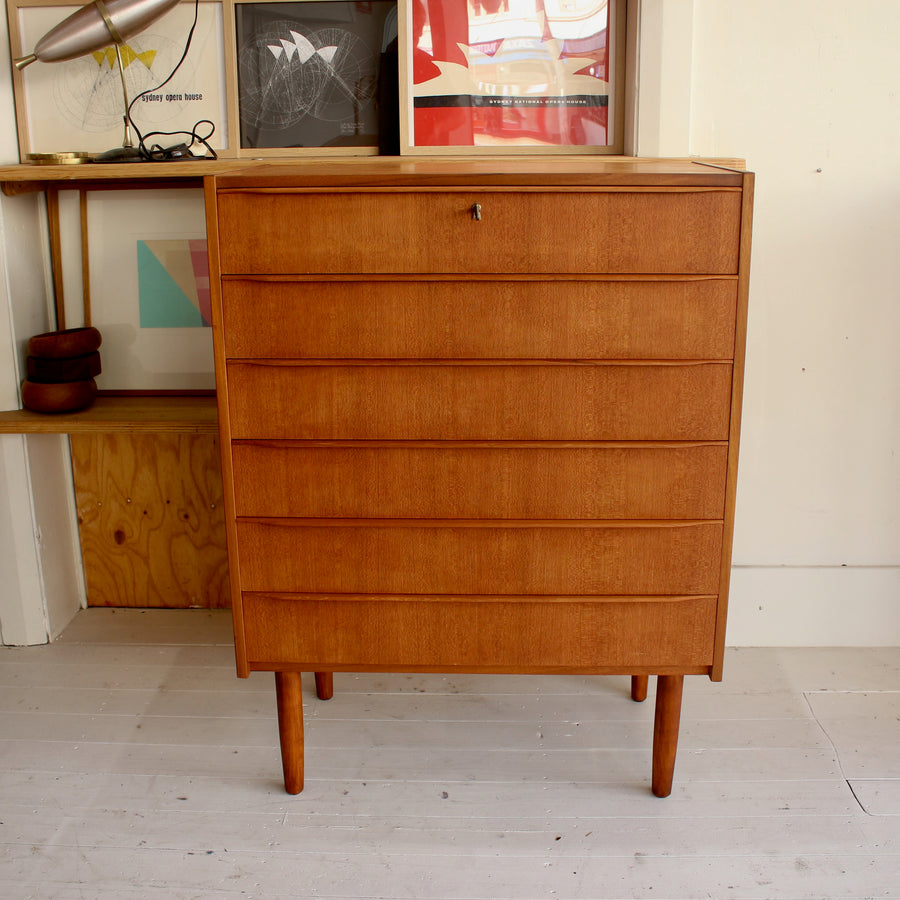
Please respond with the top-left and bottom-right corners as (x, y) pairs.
(471, 202), (482, 221)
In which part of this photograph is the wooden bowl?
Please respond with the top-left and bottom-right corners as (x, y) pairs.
(26, 351), (101, 384)
(26, 327), (102, 360)
(21, 378), (97, 413)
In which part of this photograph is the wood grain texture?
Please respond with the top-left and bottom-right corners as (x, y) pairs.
(712, 171), (756, 680)
(206, 181), (249, 666)
(231, 442), (728, 520)
(46, 188), (65, 329)
(226, 362), (734, 441)
(204, 161), (752, 795)
(235, 520), (723, 596)
(652, 674), (685, 797)
(217, 190), (742, 275)
(0, 156), (745, 196)
(241, 595), (717, 671)
(274, 671), (303, 794)
(314, 671), (334, 700)
(631, 675), (649, 702)
(0, 396), (218, 435)
(71, 433), (230, 608)
(221, 278), (738, 360)
(80, 189), (91, 326)
(206, 156), (746, 189)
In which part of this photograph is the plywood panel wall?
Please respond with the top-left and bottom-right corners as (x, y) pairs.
(70, 433), (230, 608)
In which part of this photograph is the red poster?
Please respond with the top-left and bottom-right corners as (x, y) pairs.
(411, 0), (612, 149)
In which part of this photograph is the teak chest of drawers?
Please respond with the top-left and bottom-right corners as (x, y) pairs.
(204, 158), (753, 797)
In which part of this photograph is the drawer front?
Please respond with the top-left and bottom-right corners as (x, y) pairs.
(226, 362), (733, 441)
(231, 443), (728, 520)
(216, 190), (742, 275)
(240, 594), (717, 670)
(222, 278), (738, 360)
(235, 521), (723, 596)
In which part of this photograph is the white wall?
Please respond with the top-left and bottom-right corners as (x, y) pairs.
(0, 10), (84, 645)
(687, 0), (900, 644)
(0, 1), (898, 646)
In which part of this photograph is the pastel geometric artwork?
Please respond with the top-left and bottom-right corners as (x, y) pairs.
(137, 240), (211, 328)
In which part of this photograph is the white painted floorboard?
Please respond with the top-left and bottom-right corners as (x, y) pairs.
(1, 609), (898, 899)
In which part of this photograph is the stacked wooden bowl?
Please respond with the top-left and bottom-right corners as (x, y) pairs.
(21, 327), (102, 413)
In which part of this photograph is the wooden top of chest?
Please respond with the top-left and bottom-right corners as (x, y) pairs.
(206, 157), (747, 191)
(0, 157), (747, 195)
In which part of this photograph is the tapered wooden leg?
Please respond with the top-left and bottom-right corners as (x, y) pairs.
(651, 674), (684, 798)
(274, 671), (304, 794)
(631, 675), (649, 702)
(314, 671), (334, 700)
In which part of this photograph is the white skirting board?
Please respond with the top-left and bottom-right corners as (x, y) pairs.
(727, 565), (900, 647)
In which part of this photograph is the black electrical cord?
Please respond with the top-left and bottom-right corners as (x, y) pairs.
(125, 0), (217, 160)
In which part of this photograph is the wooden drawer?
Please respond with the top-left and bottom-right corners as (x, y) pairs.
(240, 594), (718, 671)
(235, 520), (723, 596)
(216, 190), (742, 275)
(226, 362), (733, 441)
(231, 442), (728, 520)
(221, 278), (738, 360)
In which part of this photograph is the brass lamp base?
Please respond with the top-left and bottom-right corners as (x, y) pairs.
(92, 145), (147, 163)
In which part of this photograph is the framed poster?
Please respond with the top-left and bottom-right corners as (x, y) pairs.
(228, 0), (398, 156)
(401, 0), (625, 154)
(86, 189), (216, 391)
(6, 0), (230, 159)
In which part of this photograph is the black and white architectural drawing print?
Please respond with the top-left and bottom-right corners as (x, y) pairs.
(235, 1), (395, 149)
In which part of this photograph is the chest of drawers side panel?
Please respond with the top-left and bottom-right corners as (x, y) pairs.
(712, 172), (755, 680)
(204, 176), (249, 676)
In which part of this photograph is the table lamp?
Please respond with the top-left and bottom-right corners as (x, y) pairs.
(14, 0), (183, 161)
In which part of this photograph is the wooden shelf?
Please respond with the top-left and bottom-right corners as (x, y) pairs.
(0, 159), (259, 195)
(0, 395), (218, 435)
